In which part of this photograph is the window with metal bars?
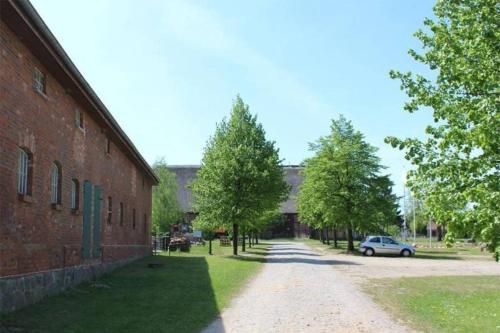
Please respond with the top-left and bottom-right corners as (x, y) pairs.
(18, 148), (32, 195)
(51, 162), (62, 204)
(107, 196), (112, 224)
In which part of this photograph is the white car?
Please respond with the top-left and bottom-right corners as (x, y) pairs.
(359, 236), (416, 257)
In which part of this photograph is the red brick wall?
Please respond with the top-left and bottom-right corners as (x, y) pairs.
(0, 21), (153, 277)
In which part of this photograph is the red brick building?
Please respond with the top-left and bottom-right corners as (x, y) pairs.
(0, 0), (158, 312)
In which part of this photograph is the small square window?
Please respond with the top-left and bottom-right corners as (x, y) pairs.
(75, 110), (84, 129)
(33, 67), (46, 94)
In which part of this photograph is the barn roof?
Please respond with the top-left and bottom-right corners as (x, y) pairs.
(168, 165), (304, 214)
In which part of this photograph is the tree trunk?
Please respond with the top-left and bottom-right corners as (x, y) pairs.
(242, 231), (246, 252)
(326, 228), (330, 245)
(437, 225), (443, 242)
(248, 233), (252, 248)
(233, 223), (238, 255)
(346, 226), (354, 252)
(333, 228), (338, 248)
(209, 238), (212, 255)
(255, 234), (259, 244)
(319, 228), (324, 243)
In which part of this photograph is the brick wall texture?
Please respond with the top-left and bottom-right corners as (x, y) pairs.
(0, 20), (153, 279)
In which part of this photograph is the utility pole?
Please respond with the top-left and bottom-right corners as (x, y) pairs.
(413, 194), (416, 243)
(402, 185), (407, 241)
(428, 215), (432, 248)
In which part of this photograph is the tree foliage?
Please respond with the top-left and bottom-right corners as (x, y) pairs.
(298, 116), (399, 251)
(151, 158), (183, 234)
(191, 96), (290, 255)
(386, 0), (499, 253)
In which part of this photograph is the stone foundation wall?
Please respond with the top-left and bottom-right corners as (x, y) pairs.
(0, 255), (143, 313)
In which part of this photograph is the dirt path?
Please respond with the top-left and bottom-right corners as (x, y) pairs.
(202, 242), (412, 333)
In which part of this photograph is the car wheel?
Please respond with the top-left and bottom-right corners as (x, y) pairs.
(401, 249), (411, 257)
(365, 248), (374, 256)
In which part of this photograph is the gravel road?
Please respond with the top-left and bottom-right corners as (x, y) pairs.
(202, 242), (413, 333)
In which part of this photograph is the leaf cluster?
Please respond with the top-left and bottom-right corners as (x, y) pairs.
(298, 116), (398, 234)
(191, 96), (290, 232)
(386, 0), (499, 252)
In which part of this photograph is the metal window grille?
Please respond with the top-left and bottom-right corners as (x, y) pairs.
(107, 197), (112, 224)
(18, 149), (28, 194)
(51, 163), (60, 204)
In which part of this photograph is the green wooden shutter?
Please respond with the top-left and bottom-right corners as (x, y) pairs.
(92, 185), (102, 258)
(82, 180), (92, 259)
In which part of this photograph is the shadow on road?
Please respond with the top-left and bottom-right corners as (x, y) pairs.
(266, 251), (321, 257)
(232, 255), (360, 266)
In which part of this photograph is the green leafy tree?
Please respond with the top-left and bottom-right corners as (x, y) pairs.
(192, 215), (220, 255)
(298, 116), (398, 251)
(365, 175), (400, 235)
(191, 96), (290, 255)
(386, 0), (499, 254)
(151, 158), (183, 234)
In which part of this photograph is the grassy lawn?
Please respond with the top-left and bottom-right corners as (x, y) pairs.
(0, 242), (268, 333)
(365, 275), (500, 332)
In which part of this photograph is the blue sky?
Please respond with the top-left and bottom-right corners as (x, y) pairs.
(32, 0), (435, 197)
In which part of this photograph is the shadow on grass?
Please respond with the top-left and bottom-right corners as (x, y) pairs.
(0, 256), (220, 333)
(416, 250), (459, 255)
(413, 254), (463, 260)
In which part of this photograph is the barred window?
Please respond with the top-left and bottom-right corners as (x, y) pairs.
(33, 67), (46, 94)
(18, 148), (32, 195)
(107, 196), (112, 224)
(71, 179), (79, 210)
(51, 162), (62, 204)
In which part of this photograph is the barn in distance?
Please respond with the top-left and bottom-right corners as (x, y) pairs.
(168, 165), (309, 238)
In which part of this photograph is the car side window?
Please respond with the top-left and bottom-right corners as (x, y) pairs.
(382, 237), (397, 244)
(370, 237), (381, 243)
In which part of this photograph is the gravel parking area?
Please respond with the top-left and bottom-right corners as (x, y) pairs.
(202, 242), (413, 333)
(316, 246), (500, 283)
